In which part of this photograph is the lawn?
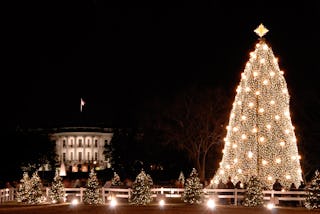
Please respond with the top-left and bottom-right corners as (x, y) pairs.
(0, 202), (312, 214)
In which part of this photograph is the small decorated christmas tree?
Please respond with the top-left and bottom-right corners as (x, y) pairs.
(83, 169), (103, 204)
(129, 169), (153, 205)
(27, 171), (44, 204)
(182, 168), (204, 204)
(305, 170), (320, 210)
(243, 175), (264, 207)
(16, 172), (31, 203)
(49, 169), (65, 203)
(178, 171), (185, 186)
(111, 172), (121, 186)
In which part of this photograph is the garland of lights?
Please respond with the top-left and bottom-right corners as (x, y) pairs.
(212, 24), (303, 189)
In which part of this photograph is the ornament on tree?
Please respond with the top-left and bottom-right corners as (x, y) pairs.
(83, 169), (103, 204)
(49, 169), (65, 203)
(212, 24), (303, 189)
(182, 168), (204, 204)
(305, 170), (320, 210)
(129, 169), (153, 205)
(243, 175), (264, 207)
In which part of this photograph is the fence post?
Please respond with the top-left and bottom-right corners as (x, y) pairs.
(10, 188), (15, 201)
(101, 187), (105, 203)
(80, 187), (83, 202)
(234, 189), (237, 205)
(128, 188), (131, 202)
(46, 187), (50, 199)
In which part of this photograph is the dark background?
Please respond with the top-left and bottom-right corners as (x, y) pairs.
(1, 1), (320, 181)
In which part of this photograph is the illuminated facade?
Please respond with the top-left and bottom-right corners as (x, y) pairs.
(50, 127), (113, 172)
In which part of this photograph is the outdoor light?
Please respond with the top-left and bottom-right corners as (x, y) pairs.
(207, 199), (216, 209)
(110, 198), (117, 207)
(267, 203), (274, 209)
(159, 199), (165, 207)
(71, 198), (79, 206)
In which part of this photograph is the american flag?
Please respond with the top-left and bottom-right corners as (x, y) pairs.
(80, 98), (85, 112)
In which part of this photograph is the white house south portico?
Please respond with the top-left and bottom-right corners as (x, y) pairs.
(50, 127), (113, 173)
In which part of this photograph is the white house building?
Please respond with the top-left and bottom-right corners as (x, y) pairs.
(50, 127), (113, 173)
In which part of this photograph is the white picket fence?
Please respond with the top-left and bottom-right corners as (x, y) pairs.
(0, 188), (15, 203)
(0, 187), (307, 206)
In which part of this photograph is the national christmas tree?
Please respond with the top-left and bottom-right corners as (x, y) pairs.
(129, 169), (153, 205)
(83, 169), (103, 204)
(305, 170), (320, 210)
(49, 169), (65, 203)
(243, 175), (264, 207)
(182, 168), (204, 204)
(212, 24), (303, 189)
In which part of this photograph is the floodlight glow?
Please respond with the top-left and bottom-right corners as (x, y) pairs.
(207, 199), (216, 209)
(110, 198), (117, 207)
(71, 198), (79, 206)
(267, 203), (274, 209)
(159, 199), (165, 207)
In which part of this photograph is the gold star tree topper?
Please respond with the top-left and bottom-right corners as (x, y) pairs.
(254, 23), (269, 37)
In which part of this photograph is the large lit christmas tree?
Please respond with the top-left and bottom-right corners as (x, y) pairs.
(212, 24), (303, 189)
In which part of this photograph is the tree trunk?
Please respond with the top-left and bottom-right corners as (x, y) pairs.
(201, 154), (207, 183)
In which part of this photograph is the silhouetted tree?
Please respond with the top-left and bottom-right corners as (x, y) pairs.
(148, 85), (230, 181)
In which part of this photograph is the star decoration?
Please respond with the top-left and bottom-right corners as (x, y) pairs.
(254, 24), (269, 37)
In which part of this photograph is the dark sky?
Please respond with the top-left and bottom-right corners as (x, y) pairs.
(2, 2), (320, 131)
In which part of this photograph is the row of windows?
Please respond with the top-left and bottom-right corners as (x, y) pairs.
(62, 139), (109, 147)
(63, 141), (98, 148)
(62, 152), (98, 162)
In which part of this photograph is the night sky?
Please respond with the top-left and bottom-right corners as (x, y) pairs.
(2, 2), (320, 132)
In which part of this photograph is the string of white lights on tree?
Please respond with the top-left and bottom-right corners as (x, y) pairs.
(212, 24), (303, 189)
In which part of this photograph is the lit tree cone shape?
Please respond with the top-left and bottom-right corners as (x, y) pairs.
(212, 24), (303, 189)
